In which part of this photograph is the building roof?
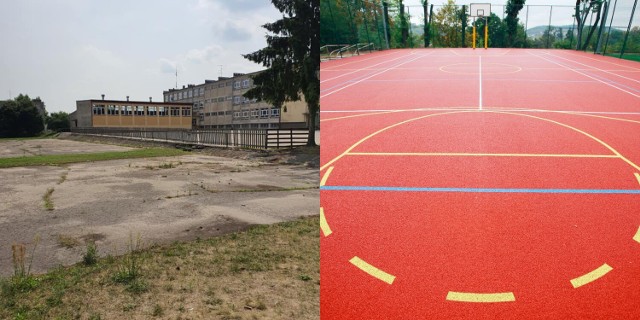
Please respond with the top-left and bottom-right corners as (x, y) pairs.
(78, 99), (192, 106)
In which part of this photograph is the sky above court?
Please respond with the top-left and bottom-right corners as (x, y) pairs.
(0, 0), (281, 113)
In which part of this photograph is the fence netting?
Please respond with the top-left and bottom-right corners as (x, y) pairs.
(321, 0), (639, 60)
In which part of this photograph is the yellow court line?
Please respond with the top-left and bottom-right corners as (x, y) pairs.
(490, 111), (640, 172)
(635, 173), (640, 186)
(321, 111), (400, 122)
(634, 226), (640, 244)
(349, 256), (396, 285)
(556, 111), (640, 125)
(321, 110), (640, 173)
(346, 152), (618, 159)
(319, 207), (332, 237)
(320, 111), (472, 171)
(571, 264), (613, 288)
(446, 291), (515, 303)
(320, 166), (334, 186)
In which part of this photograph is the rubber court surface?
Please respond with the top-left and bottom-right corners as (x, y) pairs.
(319, 48), (640, 319)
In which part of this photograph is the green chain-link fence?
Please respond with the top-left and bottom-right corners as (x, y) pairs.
(321, 0), (639, 61)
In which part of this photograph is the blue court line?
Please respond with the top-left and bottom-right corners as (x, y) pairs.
(321, 186), (640, 194)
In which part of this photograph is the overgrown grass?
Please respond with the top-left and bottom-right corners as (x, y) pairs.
(0, 148), (188, 168)
(43, 188), (55, 210)
(0, 216), (319, 319)
(0, 133), (57, 142)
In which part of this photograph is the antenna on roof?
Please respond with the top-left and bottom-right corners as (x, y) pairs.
(175, 66), (178, 90)
(218, 65), (223, 77)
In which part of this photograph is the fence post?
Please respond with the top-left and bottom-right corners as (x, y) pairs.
(290, 129), (293, 148)
(382, 2), (391, 49)
(620, 0), (638, 58)
(602, 0), (618, 56)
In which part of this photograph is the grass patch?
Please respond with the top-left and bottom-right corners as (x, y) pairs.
(605, 52), (640, 62)
(43, 188), (55, 210)
(0, 216), (319, 319)
(0, 148), (188, 168)
(56, 235), (80, 248)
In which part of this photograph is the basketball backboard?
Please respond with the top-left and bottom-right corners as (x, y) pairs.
(469, 3), (491, 18)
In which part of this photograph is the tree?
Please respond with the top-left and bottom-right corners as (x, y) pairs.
(243, 0), (319, 146)
(0, 94), (44, 138)
(575, 0), (604, 50)
(505, 0), (525, 47)
(47, 111), (70, 132)
(433, 0), (463, 47)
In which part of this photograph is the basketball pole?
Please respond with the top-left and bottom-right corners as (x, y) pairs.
(484, 16), (488, 49)
(472, 18), (476, 49)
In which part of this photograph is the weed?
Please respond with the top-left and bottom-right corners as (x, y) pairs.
(43, 188), (55, 210)
(123, 302), (137, 311)
(152, 304), (164, 317)
(112, 234), (144, 287)
(125, 278), (148, 294)
(158, 162), (175, 169)
(56, 234), (80, 248)
(299, 274), (312, 282)
(83, 242), (98, 266)
(57, 171), (68, 185)
(88, 313), (102, 320)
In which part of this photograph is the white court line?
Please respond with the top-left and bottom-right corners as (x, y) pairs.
(479, 56), (483, 111)
(320, 52), (433, 99)
(545, 52), (640, 84)
(321, 51), (407, 71)
(321, 107), (640, 116)
(528, 52), (640, 99)
(321, 53), (417, 83)
(563, 50), (640, 71)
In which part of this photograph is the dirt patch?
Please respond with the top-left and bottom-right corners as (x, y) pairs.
(0, 138), (319, 276)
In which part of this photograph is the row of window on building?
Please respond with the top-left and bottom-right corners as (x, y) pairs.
(164, 79), (252, 102)
(92, 105), (191, 117)
(233, 108), (280, 120)
(198, 108), (280, 119)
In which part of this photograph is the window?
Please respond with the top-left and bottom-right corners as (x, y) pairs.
(158, 107), (167, 116)
(250, 110), (258, 118)
(218, 83), (225, 88)
(242, 111), (249, 118)
(233, 96), (241, 104)
(226, 81), (232, 87)
(148, 106), (157, 116)
(199, 88), (204, 96)
(135, 106), (145, 116)
(92, 105), (105, 115)
(225, 111), (232, 115)
(178, 92), (182, 100)
(260, 109), (269, 118)
(170, 107), (180, 116)
(172, 93), (177, 101)
(123, 106), (132, 115)
(188, 90), (193, 98)
(242, 79), (250, 88)
(182, 108), (191, 116)
(271, 108), (280, 117)
(164, 95), (168, 102)
(233, 111), (240, 119)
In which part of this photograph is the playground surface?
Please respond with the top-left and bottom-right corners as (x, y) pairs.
(320, 48), (640, 318)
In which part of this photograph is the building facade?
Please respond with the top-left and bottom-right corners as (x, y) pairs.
(70, 99), (192, 129)
(163, 71), (308, 129)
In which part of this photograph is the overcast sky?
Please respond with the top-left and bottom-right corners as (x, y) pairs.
(0, 0), (281, 113)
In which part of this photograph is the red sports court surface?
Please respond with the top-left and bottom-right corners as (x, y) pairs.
(319, 49), (640, 319)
